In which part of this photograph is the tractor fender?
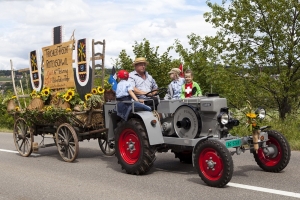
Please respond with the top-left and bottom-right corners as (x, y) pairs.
(192, 136), (212, 167)
(133, 111), (164, 145)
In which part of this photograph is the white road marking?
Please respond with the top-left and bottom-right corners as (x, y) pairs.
(0, 148), (40, 156)
(228, 182), (300, 198)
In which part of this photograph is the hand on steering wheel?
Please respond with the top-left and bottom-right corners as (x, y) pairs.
(144, 87), (168, 97)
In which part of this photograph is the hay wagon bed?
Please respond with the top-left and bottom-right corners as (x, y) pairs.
(13, 106), (115, 162)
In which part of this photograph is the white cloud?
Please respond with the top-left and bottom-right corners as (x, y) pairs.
(0, 0), (221, 70)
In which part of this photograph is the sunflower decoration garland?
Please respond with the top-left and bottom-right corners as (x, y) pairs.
(2, 95), (17, 105)
(30, 87), (51, 102)
(57, 88), (84, 108)
(85, 86), (105, 109)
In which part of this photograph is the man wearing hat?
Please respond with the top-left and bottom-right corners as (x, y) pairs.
(128, 57), (158, 99)
(164, 68), (185, 100)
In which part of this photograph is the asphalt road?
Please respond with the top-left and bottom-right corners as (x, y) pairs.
(0, 132), (299, 200)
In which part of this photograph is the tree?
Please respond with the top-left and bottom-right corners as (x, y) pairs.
(117, 38), (181, 88)
(204, 0), (300, 119)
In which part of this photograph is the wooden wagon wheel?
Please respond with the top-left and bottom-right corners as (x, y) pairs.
(55, 123), (79, 162)
(98, 132), (115, 156)
(13, 117), (33, 157)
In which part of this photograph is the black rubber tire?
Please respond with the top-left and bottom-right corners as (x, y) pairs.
(174, 151), (193, 164)
(253, 130), (291, 172)
(194, 139), (233, 187)
(115, 118), (156, 175)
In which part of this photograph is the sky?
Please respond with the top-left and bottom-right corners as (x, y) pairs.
(0, 0), (222, 70)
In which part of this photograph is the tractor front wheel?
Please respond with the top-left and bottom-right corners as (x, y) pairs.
(253, 130), (290, 172)
(194, 139), (233, 187)
(115, 118), (156, 175)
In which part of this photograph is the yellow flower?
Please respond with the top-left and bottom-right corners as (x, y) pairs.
(92, 88), (98, 94)
(85, 93), (92, 100)
(30, 90), (37, 97)
(64, 95), (72, 102)
(45, 106), (53, 111)
(246, 113), (257, 119)
(12, 96), (16, 99)
(66, 108), (71, 112)
(42, 88), (50, 96)
(67, 89), (75, 96)
(15, 106), (20, 112)
(97, 86), (105, 94)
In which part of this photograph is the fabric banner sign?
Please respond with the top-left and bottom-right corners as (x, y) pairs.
(29, 50), (43, 91)
(76, 38), (90, 86)
(42, 40), (75, 89)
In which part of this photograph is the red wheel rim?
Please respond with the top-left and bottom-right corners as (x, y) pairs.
(119, 128), (141, 165)
(199, 148), (223, 181)
(257, 136), (282, 167)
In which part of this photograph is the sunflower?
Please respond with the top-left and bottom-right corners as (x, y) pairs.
(64, 95), (72, 102)
(97, 86), (105, 94)
(30, 90), (37, 97)
(67, 89), (75, 96)
(45, 105), (53, 111)
(15, 106), (20, 112)
(246, 113), (257, 119)
(92, 88), (98, 94)
(42, 88), (50, 96)
(85, 93), (92, 100)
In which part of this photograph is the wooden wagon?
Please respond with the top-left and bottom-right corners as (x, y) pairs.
(9, 36), (116, 162)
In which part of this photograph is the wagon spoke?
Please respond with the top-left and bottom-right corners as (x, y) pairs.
(19, 140), (24, 150)
(22, 140), (26, 154)
(58, 133), (64, 140)
(68, 146), (74, 158)
(104, 141), (108, 152)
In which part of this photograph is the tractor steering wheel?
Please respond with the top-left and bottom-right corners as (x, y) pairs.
(145, 87), (168, 97)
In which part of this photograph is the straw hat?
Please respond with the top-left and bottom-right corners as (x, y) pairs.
(132, 57), (149, 66)
(168, 68), (181, 74)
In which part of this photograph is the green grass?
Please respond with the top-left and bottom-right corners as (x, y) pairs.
(0, 128), (12, 133)
(0, 77), (11, 81)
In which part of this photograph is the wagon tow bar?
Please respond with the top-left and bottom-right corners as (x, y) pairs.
(33, 134), (57, 152)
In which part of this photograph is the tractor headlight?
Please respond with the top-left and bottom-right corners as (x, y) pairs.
(255, 107), (266, 120)
(218, 112), (229, 125)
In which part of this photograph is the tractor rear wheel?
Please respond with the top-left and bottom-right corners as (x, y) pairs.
(253, 130), (290, 172)
(194, 139), (233, 187)
(115, 118), (156, 175)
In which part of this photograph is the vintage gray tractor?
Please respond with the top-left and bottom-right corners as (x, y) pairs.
(103, 90), (291, 187)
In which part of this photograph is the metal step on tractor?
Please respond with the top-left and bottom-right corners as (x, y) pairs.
(103, 89), (291, 188)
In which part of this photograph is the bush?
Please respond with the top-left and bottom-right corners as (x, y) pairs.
(0, 103), (14, 130)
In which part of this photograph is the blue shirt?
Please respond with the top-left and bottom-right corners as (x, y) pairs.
(116, 80), (133, 98)
(170, 77), (185, 99)
(128, 70), (158, 99)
